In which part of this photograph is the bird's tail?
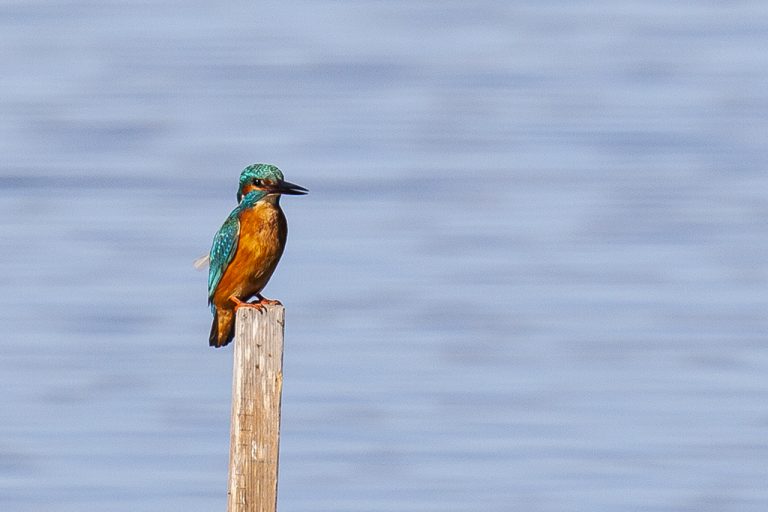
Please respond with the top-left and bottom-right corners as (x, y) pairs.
(209, 308), (235, 348)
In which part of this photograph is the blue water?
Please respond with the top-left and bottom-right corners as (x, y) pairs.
(1, 2), (767, 511)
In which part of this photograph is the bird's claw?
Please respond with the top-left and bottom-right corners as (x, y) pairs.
(257, 296), (282, 306)
(229, 295), (281, 313)
(228, 295), (266, 314)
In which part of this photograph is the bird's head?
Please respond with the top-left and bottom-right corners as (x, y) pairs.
(237, 163), (308, 202)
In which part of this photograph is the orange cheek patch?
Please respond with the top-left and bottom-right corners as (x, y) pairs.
(241, 184), (259, 196)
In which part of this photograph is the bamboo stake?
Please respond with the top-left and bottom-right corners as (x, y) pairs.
(227, 304), (285, 512)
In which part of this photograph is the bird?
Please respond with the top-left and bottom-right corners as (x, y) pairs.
(207, 163), (307, 347)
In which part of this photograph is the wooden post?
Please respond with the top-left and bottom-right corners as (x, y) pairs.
(227, 304), (285, 512)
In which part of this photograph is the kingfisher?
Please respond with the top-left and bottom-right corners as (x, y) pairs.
(207, 163), (307, 348)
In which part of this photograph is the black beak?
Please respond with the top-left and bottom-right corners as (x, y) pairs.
(276, 180), (308, 195)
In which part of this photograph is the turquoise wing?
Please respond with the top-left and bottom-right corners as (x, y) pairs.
(207, 211), (241, 304)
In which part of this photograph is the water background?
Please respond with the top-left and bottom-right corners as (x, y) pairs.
(1, 2), (767, 511)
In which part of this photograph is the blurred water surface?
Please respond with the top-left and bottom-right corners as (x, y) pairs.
(1, 1), (768, 511)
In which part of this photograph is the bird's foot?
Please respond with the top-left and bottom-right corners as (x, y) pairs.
(256, 294), (283, 306)
(228, 295), (266, 313)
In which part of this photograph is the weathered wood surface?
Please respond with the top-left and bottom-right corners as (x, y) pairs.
(227, 304), (285, 512)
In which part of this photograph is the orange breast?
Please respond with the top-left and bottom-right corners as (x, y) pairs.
(212, 201), (287, 309)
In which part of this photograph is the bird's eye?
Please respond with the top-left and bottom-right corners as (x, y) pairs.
(253, 179), (263, 186)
